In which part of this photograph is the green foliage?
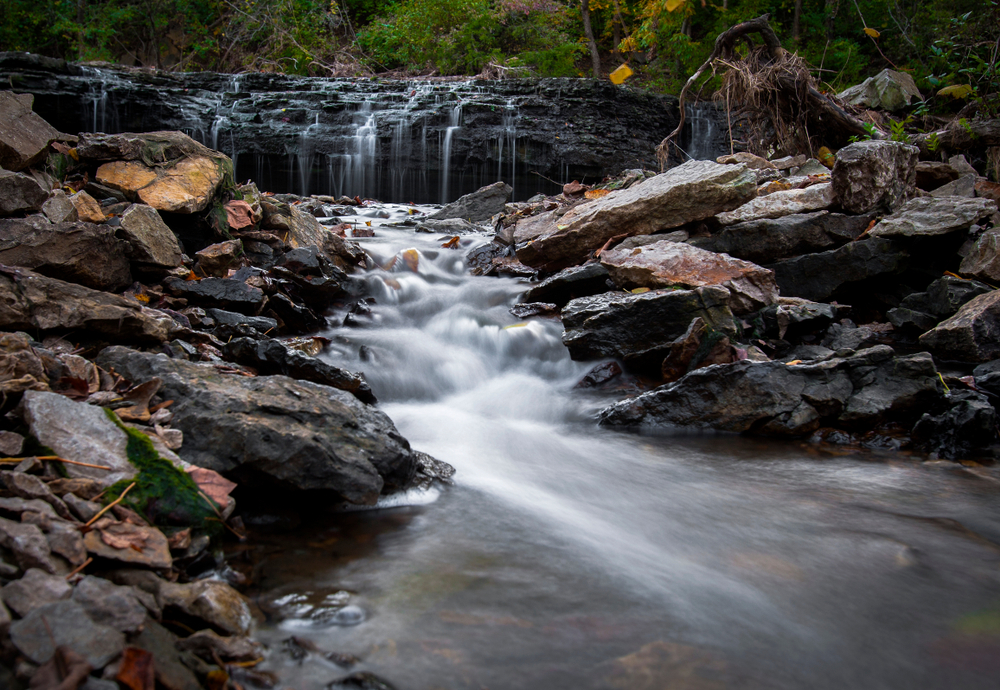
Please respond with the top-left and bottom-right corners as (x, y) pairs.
(103, 408), (218, 528)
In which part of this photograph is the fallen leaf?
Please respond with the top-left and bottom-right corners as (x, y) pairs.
(441, 236), (461, 249)
(609, 64), (634, 85)
(863, 27), (880, 38)
(817, 146), (836, 169)
(402, 249), (420, 272)
(100, 522), (150, 552)
(585, 188), (611, 199)
(937, 84), (973, 99)
(117, 647), (155, 690)
(630, 287), (651, 294)
(224, 200), (255, 230)
(168, 528), (192, 551)
(186, 466), (237, 506)
(786, 359), (803, 366)
(184, 270), (200, 281)
(666, 0), (685, 11)
(365, 220), (372, 226)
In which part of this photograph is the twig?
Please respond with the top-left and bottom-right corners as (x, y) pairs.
(84, 481), (137, 528)
(65, 557), (93, 579)
(0, 456), (112, 470)
(198, 491), (222, 516)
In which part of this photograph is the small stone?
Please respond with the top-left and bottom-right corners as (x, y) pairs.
(0, 496), (58, 519)
(175, 629), (263, 662)
(45, 520), (88, 566)
(63, 493), (102, 522)
(15, 456), (42, 474)
(47, 478), (105, 500)
(70, 191), (107, 223)
(930, 173), (977, 198)
(72, 575), (148, 634)
(195, 239), (243, 277)
(949, 155), (977, 177)
(1, 471), (73, 520)
(161, 579), (252, 636)
(42, 189), (79, 223)
(118, 204), (184, 268)
(0, 516), (59, 573)
(717, 152), (776, 170)
(0, 430), (25, 456)
(0, 567), (72, 617)
(10, 599), (125, 669)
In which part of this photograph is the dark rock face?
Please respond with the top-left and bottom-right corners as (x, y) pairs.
(768, 237), (909, 302)
(0, 169), (47, 216)
(522, 263), (610, 306)
(599, 346), (942, 436)
(0, 217), (133, 290)
(919, 290), (1000, 362)
(163, 276), (266, 315)
(95, 347), (416, 504)
(888, 276), (992, 331)
(0, 91), (62, 171)
(0, 53), (681, 203)
(689, 211), (872, 264)
(911, 390), (997, 459)
(428, 181), (512, 222)
(561, 286), (736, 364)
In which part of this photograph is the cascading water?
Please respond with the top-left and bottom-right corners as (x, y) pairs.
(440, 103), (462, 205)
(243, 206), (1000, 690)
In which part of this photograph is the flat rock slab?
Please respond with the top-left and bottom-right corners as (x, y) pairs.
(0, 169), (48, 216)
(600, 346), (941, 436)
(163, 276), (265, 315)
(1, 567), (71, 617)
(82, 522), (173, 569)
(832, 140), (918, 214)
(768, 237), (909, 302)
(869, 196), (997, 238)
(0, 92), (61, 171)
(119, 204), (183, 268)
(561, 285), (736, 363)
(22, 390), (137, 487)
(0, 267), (179, 342)
(961, 229), (1000, 282)
(0, 218), (132, 290)
(716, 183), (834, 225)
(96, 347), (418, 505)
(690, 211), (871, 264)
(10, 599), (125, 668)
(72, 575), (148, 634)
(429, 181), (512, 222)
(133, 619), (204, 690)
(515, 160), (756, 271)
(97, 157), (223, 215)
(600, 240), (777, 314)
(522, 263), (611, 307)
(919, 290), (1000, 362)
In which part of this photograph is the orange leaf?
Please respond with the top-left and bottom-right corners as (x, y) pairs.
(224, 200), (255, 230)
(584, 188), (611, 199)
(402, 249), (420, 272)
(441, 236), (461, 249)
(117, 647), (155, 690)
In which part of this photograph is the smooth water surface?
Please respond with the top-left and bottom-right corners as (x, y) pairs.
(238, 207), (1000, 690)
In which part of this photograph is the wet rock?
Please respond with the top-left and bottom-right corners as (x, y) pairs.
(161, 579), (251, 636)
(194, 239), (243, 277)
(888, 276), (992, 330)
(0, 217), (132, 290)
(118, 204), (184, 269)
(69, 190), (106, 223)
(206, 308), (277, 334)
(41, 189), (78, 223)
(415, 218), (477, 234)
(716, 183), (835, 225)
(768, 237), (909, 302)
(0, 169), (47, 216)
(0, 567), (71, 616)
(97, 153), (225, 215)
(96, 347), (418, 504)
(223, 337), (376, 404)
(911, 390), (997, 459)
(561, 286), (736, 364)
(288, 205), (330, 250)
(508, 302), (559, 318)
(10, 599), (125, 668)
(0, 267), (179, 342)
(428, 181), (512, 222)
(22, 390), (137, 487)
(279, 246), (327, 275)
(837, 69), (922, 112)
(831, 140), (919, 214)
(1, 471), (72, 520)
(267, 292), (325, 333)
(82, 522), (173, 569)
(0, 91), (61, 171)
(327, 671), (398, 689)
(869, 196), (997, 238)
(72, 575), (148, 634)
(600, 240), (777, 314)
(931, 173), (977, 198)
(0, 516), (59, 573)
(574, 361), (624, 388)
(600, 346), (941, 435)
(960, 229), (1000, 282)
(755, 299), (842, 340)
(271, 265), (349, 308)
(919, 290), (1000, 362)
(515, 160), (756, 271)
(163, 275), (265, 315)
(132, 619), (203, 690)
(660, 317), (733, 383)
(175, 629), (263, 662)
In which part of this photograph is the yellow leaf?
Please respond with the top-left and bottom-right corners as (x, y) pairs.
(609, 64), (633, 85)
(585, 188), (611, 199)
(557, 224), (569, 230)
(666, 0), (685, 11)
(503, 323), (528, 330)
(786, 360), (803, 366)
(817, 146), (835, 169)
(365, 220), (372, 226)
(937, 84), (974, 99)
(863, 27), (880, 38)
(630, 287), (651, 294)
(402, 248), (420, 272)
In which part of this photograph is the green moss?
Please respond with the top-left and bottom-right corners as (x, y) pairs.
(103, 408), (218, 528)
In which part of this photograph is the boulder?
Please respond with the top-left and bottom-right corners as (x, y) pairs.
(889, 276), (993, 330)
(195, 239), (243, 276)
(0, 267), (178, 341)
(919, 290), (1000, 362)
(42, 190), (79, 223)
(837, 69), (922, 112)
(689, 211), (871, 264)
(0, 568), (72, 617)
(915, 161), (960, 191)
(869, 196), (997, 238)
(521, 263), (611, 307)
(515, 160), (756, 271)
(118, 204), (184, 268)
(0, 92), (61, 171)
(756, 298), (843, 340)
(0, 169), (47, 216)
(911, 390), (997, 460)
(660, 317), (734, 383)
(163, 276), (265, 315)
(160, 579), (251, 636)
(72, 575), (148, 634)
(69, 191), (107, 223)
(831, 140), (918, 214)
(931, 174), (977, 198)
(768, 237), (909, 302)
(428, 181), (512, 222)
(561, 286), (736, 364)
(716, 183), (835, 225)
(288, 205), (334, 252)
(22, 390), (138, 487)
(600, 240), (777, 314)
(0, 217), (132, 290)
(95, 347), (418, 504)
(599, 346), (941, 436)
(717, 152), (776, 170)
(9, 600), (125, 669)
(223, 337), (376, 404)
(976, 179), (1000, 203)
(82, 522), (173, 569)
(960, 229), (1000, 282)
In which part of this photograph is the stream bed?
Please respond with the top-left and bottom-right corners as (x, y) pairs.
(234, 207), (1000, 690)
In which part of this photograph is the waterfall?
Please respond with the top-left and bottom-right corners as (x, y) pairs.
(297, 113), (321, 197)
(351, 102), (378, 200)
(441, 102), (462, 204)
(681, 102), (728, 162)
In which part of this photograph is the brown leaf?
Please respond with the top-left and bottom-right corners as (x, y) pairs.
(116, 647), (155, 690)
(225, 200), (255, 230)
(100, 522), (150, 552)
(584, 188), (610, 199)
(562, 180), (588, 197)
(168, 528), (192, 551)
(441, 236), (460, 249)
(402, 249), (420, 272)
(186, 466), (237, 507)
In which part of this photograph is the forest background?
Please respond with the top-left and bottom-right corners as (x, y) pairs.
(0, 0), (997, 109)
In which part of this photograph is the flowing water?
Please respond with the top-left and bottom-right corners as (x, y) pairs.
(237, 208), (1000, 690)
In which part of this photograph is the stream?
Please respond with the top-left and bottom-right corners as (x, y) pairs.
(236, 206), (1000, 690)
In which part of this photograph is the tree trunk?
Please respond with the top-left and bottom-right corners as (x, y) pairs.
(76, 0), (85, 61)
(824, 0), (840, 41)
(793, 0), (803, 42)
(581, 0), (601, 79)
